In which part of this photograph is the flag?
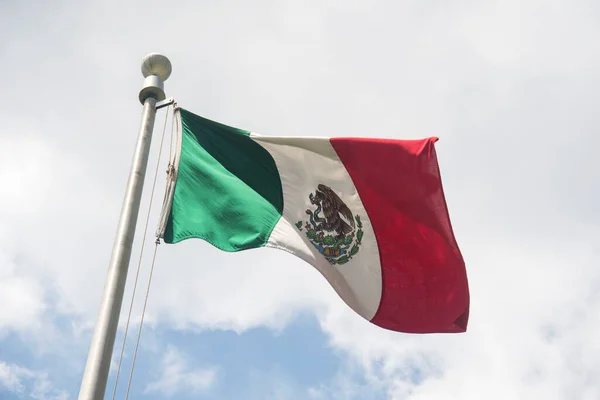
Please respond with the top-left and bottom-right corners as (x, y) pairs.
(158, 107), (469, 334)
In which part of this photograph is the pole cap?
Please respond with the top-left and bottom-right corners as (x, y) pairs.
(141, 53), (172, 81)
(139, 53), (171, 104)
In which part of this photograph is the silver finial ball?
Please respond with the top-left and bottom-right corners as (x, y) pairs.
(141, 53), (172, 81)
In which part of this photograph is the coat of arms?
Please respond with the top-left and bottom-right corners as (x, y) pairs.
(295, 184), (363, 265)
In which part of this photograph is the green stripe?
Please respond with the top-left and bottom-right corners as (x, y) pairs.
(164, 108), (283, 251)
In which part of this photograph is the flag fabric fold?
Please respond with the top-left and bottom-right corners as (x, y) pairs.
(158, 107), (469, 334)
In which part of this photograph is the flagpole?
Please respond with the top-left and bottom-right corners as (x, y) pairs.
(78, 53), (172, 400)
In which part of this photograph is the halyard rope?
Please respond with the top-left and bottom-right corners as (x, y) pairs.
(111, 104), (173, 399)
(124, 239), (160, 400)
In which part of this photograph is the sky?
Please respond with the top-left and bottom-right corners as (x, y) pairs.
(1, 0), (599, 399)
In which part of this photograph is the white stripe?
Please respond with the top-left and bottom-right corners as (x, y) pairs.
(251, 134), (382, 321)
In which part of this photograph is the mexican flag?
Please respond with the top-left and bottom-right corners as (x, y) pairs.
(157, 107), (469, 334)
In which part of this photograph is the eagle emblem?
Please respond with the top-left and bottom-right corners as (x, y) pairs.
(295, 184), (364, 265)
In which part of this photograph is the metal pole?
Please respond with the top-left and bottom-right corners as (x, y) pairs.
(78, 54), (172, 400)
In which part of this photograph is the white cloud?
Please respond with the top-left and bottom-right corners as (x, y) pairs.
(315, 234), (600, 399)
(307, 365), (387, 400)
(147, 245), (337, 333)
(144, 345), (217, 397)
(0, 252), (46, 335)
(1, 0), (600, 399)
(0, 362), (27, 394)
(0, 361), (68, 400)
(0, 123), (122, 322)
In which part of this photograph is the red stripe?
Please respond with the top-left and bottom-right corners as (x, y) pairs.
(330, 137), (469, 333)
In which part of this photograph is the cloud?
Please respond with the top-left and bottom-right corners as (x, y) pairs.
(1, 0), (600, 399)
(147, 245), (337, 333)
(0, 252), (46, 335)
(316, 235), (600, 399)
(229, 358), (387, 400)
(144, 345), (218, 397)
(0, 362), (26, 394)
(306, 365), (387, 400)
(0, 361), (68, 400)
